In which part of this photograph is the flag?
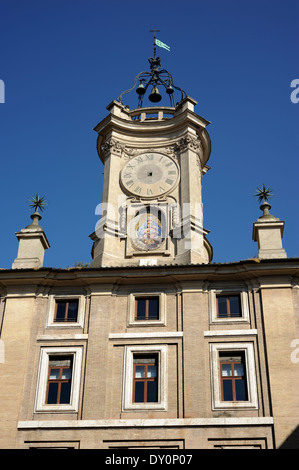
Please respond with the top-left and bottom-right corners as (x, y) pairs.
(155, 38), (170, 51)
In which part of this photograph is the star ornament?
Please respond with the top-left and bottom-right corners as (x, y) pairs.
(28, 194), (48, 213)
(254, 184), (274, 204)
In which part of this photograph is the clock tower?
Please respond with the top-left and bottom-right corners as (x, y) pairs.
(90, 45), (213, 267)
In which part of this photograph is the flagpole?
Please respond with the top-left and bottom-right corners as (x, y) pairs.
(150, 27), (160, 60)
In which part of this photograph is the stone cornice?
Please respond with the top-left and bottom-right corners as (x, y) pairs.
(0, 259), (298, 288)
(95, 106), (211, 165)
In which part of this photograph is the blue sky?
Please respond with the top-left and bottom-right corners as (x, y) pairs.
(0, 0), (298, 269)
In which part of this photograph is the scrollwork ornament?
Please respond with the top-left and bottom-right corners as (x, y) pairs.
(175, 135), (202, 154)
(122, 146), (138, 160)
(156, 145), (177, 159)
(101, 138), (124, 156)
(121, 145), (178, 161)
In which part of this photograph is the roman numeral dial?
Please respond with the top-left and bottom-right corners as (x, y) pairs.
(120, 153), (180, 198)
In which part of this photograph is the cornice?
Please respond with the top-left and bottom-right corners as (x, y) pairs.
(95, 108), (209, 139)
(94, 107), (211, 165)
(0, 259), (298, 288)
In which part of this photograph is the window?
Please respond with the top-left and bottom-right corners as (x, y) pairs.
(127, 293), (166, 326)
(54, 300), (79, 323)
(135, 297), (159, 321)
(133, 354), (158, 403)
(122, 345), (167, 411)
(46, 356), (73, 404)
(210, 343), (258, 409)
(35, 347), (83, 412)
(209, 290), (249, 323)
(219, 352), (248, 401)
(46, 295), (86, 328)
(216, 295), (241, 318)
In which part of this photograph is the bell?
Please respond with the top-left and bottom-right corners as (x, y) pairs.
(149, 86), (162, 103)
(136, 81), (146, 95)
(166, 84), (174, 95)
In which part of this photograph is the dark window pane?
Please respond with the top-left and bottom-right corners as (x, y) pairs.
(60, 382), (71, 404)
(229, 296), (241, 317)
(233, 364), (244, 377)
(136, 299), (146, 319)
(67, 301), (78, 321)
(222, 380), (233, 401)
(49, 368), (60, 380)
(148, 298), (159, 319)
(235, 379), (248, 401)
(47, 383), (58, 404)
(134, 382), (144, 402)
(217, 297), (227, 317)
(147, 381), (158, 402)
(61, 368), (72, 380)
(147, 365), (157, 378)
(56, 302), (66, 321)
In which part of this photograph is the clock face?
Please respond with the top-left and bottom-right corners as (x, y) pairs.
(120, 152), (179, 198)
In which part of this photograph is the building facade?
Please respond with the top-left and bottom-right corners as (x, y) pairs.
(0, 52), (298, 449)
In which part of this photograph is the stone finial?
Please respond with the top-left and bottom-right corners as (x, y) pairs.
(252, 187), (287, 259)
(12, 196), (50, 269)
(258, 201), (277, 220)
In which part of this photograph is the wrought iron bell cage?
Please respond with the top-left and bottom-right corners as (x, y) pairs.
(117, 38), (186, 109)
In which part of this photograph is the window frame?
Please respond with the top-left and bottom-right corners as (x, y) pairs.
(46, 356), (73, 405)
(54, 299), (79, 323)
(35, 346), (83, 413)
(132, 354), (158, 403)
(46, 295), (86, 328)
(122, 345), (167, 411)
(127, 292), (166, 327)
(210, 342), (258, 409)
(135, 296), (160, 321)
(219, 352), (248, 402)
(209, 289), (250, 324)
(216, 294), (242, 319)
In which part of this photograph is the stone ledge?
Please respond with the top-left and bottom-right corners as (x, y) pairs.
(109, 332), (183, 339)
(204, 329), (257, 337)
(18, 417), (274, 429)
